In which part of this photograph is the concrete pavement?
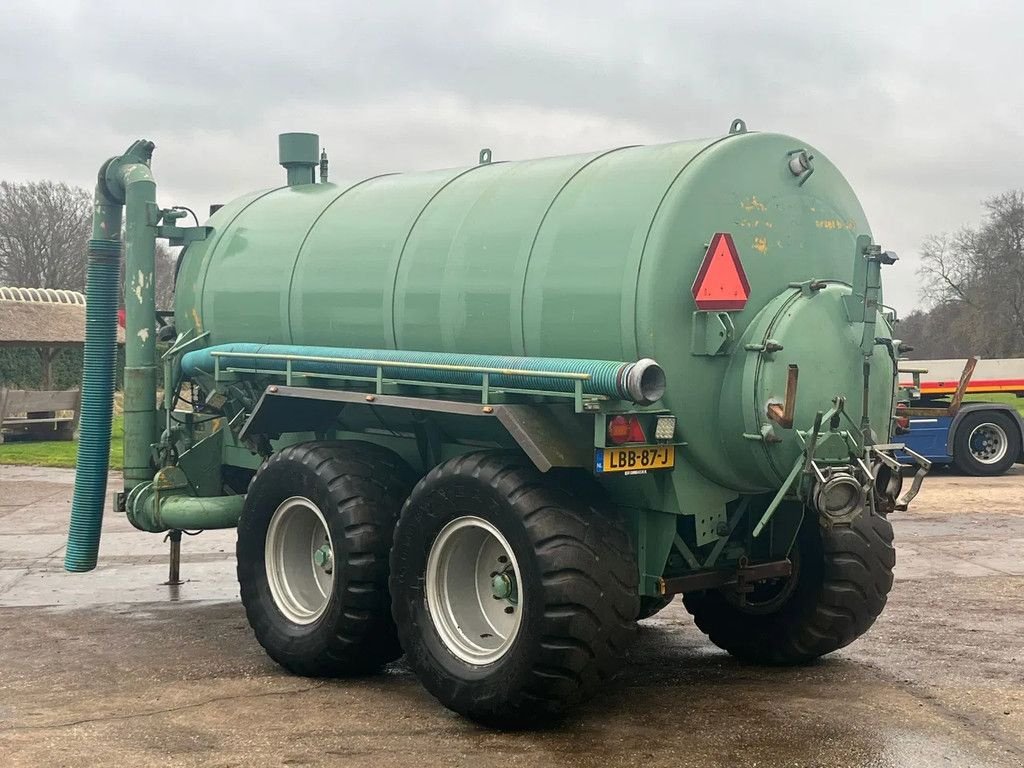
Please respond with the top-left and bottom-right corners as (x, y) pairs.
(1, 464), (1022, 767)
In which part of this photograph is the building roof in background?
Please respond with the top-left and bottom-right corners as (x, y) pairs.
(0, 287), (86, 304)
(0, 287), (125, 347)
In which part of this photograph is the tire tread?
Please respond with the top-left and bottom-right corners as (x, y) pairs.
(391, 450), (638, 726)
(683, 510), (895, 664)
(237, 440), (414, 677)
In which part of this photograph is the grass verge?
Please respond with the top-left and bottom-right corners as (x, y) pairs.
(0, 415), (124, 470)
(963, 392), (1024, 416)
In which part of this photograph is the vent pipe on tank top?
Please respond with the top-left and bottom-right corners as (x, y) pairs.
(278, 132), (319, 186)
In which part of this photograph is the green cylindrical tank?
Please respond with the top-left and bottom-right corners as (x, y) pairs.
(175, 126), (894, 493)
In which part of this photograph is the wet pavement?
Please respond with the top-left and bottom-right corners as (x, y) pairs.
(0, 463), (1022, 767)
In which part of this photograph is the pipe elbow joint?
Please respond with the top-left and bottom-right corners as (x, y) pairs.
(125, 480), (159, 532)
(99, 140), (156, 203)
(125, 471), (245, 533)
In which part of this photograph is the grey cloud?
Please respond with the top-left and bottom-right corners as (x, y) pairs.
(1, 0), (1022, 315)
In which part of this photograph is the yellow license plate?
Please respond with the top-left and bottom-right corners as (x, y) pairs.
(595, 445), (675, 474)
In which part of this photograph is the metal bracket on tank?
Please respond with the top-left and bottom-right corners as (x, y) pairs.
(158, 224), (212, 248)
(843, 236), (899, 341)
(156, 207), (212, 247)
(789, 278), (828, 297)
(690, 311), (735, 356)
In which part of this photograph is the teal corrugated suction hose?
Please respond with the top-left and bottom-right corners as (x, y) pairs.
(65, 238), (120, 572)
(181, 343), (667, 405)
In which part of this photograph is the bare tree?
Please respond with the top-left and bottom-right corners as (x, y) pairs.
(154, 243), (178, 310)
(0, 181), (91, 290)
(918, 232), (977, 307)
(914, 190), (1024, 357)
(977, 191), (1024, 349)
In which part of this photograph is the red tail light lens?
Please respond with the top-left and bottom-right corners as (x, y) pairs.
(608, 416), (630, 444)
(894, 403), (910, 433)
(608, 415), (647, 445)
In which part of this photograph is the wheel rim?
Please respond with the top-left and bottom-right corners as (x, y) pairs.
(265, 496), (335, 625)
(968, 422), (1008, 465)
(425, 516), (523, 665)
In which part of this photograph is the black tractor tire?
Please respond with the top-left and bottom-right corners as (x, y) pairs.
(682, 509), (894, 665)
(952, 410), (1021, 476)
(638, 595), (674, 620)
(390, 451), (639, 727)
(237, 441), (415, 676)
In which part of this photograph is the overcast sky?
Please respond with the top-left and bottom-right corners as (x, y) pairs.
(2, 0), (1021, 315)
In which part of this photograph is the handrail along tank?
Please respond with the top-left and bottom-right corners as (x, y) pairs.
(71, 121), (926, 726)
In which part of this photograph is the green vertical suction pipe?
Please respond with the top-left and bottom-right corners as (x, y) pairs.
(65, 140), (161, 571)
(119, 150), (159, 492)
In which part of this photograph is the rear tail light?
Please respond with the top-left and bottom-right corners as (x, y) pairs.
(607, 415), (647, 445)
(894, 403), (910, 434)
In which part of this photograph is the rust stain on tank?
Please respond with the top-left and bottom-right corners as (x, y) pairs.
(740, 196), (767, 212)
(815, 219), (857, 231)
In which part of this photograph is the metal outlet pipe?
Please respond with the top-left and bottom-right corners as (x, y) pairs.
(125, 482), (244, 533)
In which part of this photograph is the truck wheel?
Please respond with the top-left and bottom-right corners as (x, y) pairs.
(638, 595), (674, 620)
(682, 509), (894, 665)
(953, 411), (1021, 476)
(237, 441), (415, 676)
(390, 451), (638, 726)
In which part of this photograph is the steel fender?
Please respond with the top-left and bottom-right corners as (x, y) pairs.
(237, 386), (593, 472)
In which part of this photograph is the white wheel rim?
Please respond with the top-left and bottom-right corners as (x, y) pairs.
(425, 516), (523, 665)
(969, 422), (1009, 465)
(265, 496), (335, 625)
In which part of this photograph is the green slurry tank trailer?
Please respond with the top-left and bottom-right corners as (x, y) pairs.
(67, 120), (929, 726)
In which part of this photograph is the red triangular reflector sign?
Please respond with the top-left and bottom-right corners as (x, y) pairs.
(691, 233), (750, 311)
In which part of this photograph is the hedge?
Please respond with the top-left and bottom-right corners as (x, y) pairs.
(0, 347), (125, 390)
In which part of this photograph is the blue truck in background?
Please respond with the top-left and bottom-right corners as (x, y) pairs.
(900, 358), (1024, 476)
